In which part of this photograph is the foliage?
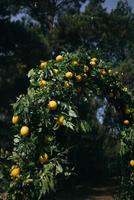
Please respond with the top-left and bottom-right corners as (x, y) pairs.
(114, 125), (134, 200)
(1, 0), (134, 198)
(117, 58), (134, 94)
(1, 0), (134, 127)
(6, 50), (134, 199)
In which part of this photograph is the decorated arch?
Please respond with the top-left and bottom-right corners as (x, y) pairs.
(9, 50), (134, 199)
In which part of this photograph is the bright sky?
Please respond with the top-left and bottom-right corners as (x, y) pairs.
(104, 0), (134, 11)
(81, 0), (134, 12)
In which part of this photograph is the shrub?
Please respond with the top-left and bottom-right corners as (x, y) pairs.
(7, 50), (133, 199)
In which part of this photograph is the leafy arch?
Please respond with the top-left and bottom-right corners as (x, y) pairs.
(9, 50), (133, 199)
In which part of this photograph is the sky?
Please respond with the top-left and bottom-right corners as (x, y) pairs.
(81, 0), (134, 12)
(104, 0), (134, 12)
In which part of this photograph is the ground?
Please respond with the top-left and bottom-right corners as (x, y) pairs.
(55, 177), (117, 200)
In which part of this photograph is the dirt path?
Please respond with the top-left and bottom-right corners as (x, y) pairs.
(55, 186), (114, 200)
(55, 178), (117, 200)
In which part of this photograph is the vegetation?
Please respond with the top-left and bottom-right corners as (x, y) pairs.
(0, 0), (134, 199)
(4, 51), (133, 199)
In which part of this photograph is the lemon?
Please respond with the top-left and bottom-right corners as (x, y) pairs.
(76, 75), (82, 82)
(10, 166), (20, 177)
(90, 61), (96, 66)
(39, 80), (47, 87)
(40, 62), (47, 69)
(20, 126), (30, 136)
(91, 58), (97, 62)
(39, 153), (49, 164)
(108, 69), (112, 75)
(123, 120), (129, 125)
(48, 100), (57, 111)
(84, 65), (89, 73)
(56, 55), (64, 62)
(12, 115), (19, 124)
(130, 160), (134, 167)
(72, 61), (78, 65)
(100, 69), (107, 75)
(65, 72), (73, 79)
(64, 81), (70, 88)
(57, 115), (64, 126)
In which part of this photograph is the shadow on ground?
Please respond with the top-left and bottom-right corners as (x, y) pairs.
(55, 177), (118, 200)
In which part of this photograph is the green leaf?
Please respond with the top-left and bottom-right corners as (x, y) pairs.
(64, 121), (75, 130)
(68, 106), (77, 118)
(49, 176), (55, 192)
(56, 162), (63, 175)
(80, 120), (90, 133)
(28, 69), (36, 78)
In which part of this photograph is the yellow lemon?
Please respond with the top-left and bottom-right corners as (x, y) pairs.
(65, 72), (73, 79)
(108, 69), (112, 75)
(56, 55), (64, 62)
(20, 126), (30, 136)
(123, 120), (129, 125)
(100, 69), (107, 75)
(57, 115), (64, 126)
(39, 153), (49, 164)
(84, 65), (89, 73)
(72, 61), (78, 65)
(12, 115), (19, 124)
(48, 100), (57, 111)
(90, 61), (96, 66)
(76, 75), (82, 82)
(64, 81), (70, 88)
(39, 80), (47, 87)
(130, 160), (134, 167)
(91, 58), (97, 62)
(10, 166), (20, 177)
(40, 62), (47, 69)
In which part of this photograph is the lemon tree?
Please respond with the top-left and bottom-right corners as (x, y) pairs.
(8, 50), (134, 199)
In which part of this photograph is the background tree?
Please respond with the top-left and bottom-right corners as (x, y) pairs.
(52, 0), (134, 62)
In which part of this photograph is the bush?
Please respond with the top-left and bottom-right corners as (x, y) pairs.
(7, 50), (133, 199)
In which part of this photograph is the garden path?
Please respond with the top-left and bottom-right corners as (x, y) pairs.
(55, 178), (117, 200)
